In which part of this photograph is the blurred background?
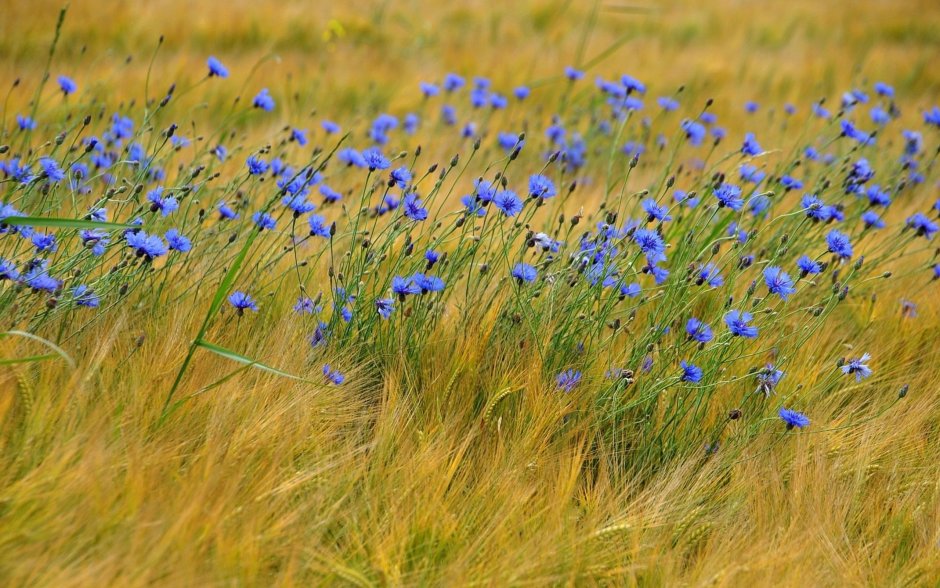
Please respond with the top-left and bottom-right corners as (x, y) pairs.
(2, 0), (938, 134)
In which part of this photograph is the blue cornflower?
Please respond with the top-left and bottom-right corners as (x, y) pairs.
(756, 364), (784, 396)
(634, 228), (666, 263)
(826, 230), (853, 259)
(412, 273), (445, 294)
(865, 185), (891, 207)
(841, 353), (872, 381)
(800, 193), (831, 222)
(906, 213), (938, 239)
(403, 193), (428, 221)
(556, 369), (582, 392)
(533, 232), (562, 252)
(389, 166), (412, 189)
(461, 194), (486, 217)
(642, 198), (672, 222)
(218, 201), (239, 220)
(207, 56), (228, 78)
(441, 104), (458, 125)
(564, 66), (584, 81)
(228, 291), (258, 314)
(680, 361), (703, 383)
(147, 187), (179, 216)
(744, 101), (759, 113)
(443, 73), (465, 92)
(924, 106), (940, 128)
(741, 132), (762, 156)
(246, 155), (269, 175)
(658, 96), (679, 111)
(165, 229), (191, 253)
(620, 282), (641, 298)
(681, 119), (706, 146)
(739, 163), (766, 184)
(294, 297), (317, 314)
(840, 120), (875, 145)
(58, 75), (77, 95)
(392, 275), (420, 299)
(0, 258), (20, 281)
(686, 318), (713, 343)
(674, 190), (700, 208)
(361, 147), (390, 171)
(796, 255), (822, 276)
(281, 195), (316, 215)
(514, 86), (530, 100)
(80, 229), (109, 256)
(323, 365), (345, 385)
(405, 114), (419, 134)
(319, 184), (342, 203)
(425, 250), (440, 268)
(763, 266), (795, 300)
(290, 128), (308, 146)
(213, 145), (227, 161)
(493, 190), (523, 217)
(17, 114), (37, 131)
(31, 233), (57, 252)
(252, 212), (277, 231)
(696, 263), (724, 288)
(490, 93), (508, 109)
(73, 285), (99, 308)
(125, 230), (168, 260)
(779, 175), (803, 191)
(528, 174), (557, 199)
(714, 183), (744, 211)
(874, 82), (894, 98)
(420, 82), (440, 97)
(252, 88), (275, 111)
(779, 407), (809, 430)
(23, 261), (59, 292)
(725, 310), (758, 338)
(322, 120), (340, 134)
(375, 298), (395, 319)
(511, 263), (537, 283)
(38, 157), (65, 183)
(621, 74), (646, 94)
(862, 210), (885, 229)
(870, 107), (890, 125)
(308, 214), (331, 238)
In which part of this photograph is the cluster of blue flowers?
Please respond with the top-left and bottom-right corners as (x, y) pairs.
(2, 53), (934, 449)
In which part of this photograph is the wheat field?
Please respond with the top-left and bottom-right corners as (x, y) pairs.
(1, 0), (939, 585)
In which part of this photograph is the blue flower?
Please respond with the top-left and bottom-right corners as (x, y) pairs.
(564, 66), (584, 81)
(642, 198), (672, 222)
(389, 166), (412, 189)
(392, 275), (420, 298)
(631, 230), (664, 264)
(906, 213), (938, 239)
(924, 106), (940, 128)
(31, 232), (57, 253)
(73, 285), (99, 308)
(17, 115), (37, 131)
(228, 291), (258, 314)
(744, 101), (759, 113)
(874, 82), (894, 98)
(841, 353), (872, 381)
(80, 229), (109, 256)
(696, 263), (723, 288)
(443, 73), (465, 92)
(218, 201), (239, 220)
(739, 163), (766, 184)
(290, 128), (308, 146)
(725, 310), (758, 338)
(493, 190), (523, 217)
(125, 230), (168, 260)
(658, 97), (679, 111)
(680, 361), (702, 383)
(681, 119), (706, 146)
(375, 298), (395, 319)
(0, 258), (20, 281)
(620, 282), (641, 298)
(763, 266), (795, 300)
(322, 364), (346, 385)
(207, 56), (228, 78)
(403, 193), (428, 221)
(252, 88), (275, 111)
(714, 183), (744, 211)
(246, 156), (269, 175)
(686, 318), (713, 343)
(826, 230), (853, 259)
(281, 194), (316, 215)
(294, 297), (317, 314)
(511, 263), (537, 283)
(361, 147), (391, 171)
(756, 364), (784, 396)
(57, 75), (77, 95)
(165, 229), (191, 253)
(556, 369), (582, 392)
(24, 262), (60, 292)
(796, 255), (822, 275)
(861, 210), (884, 229)
(38, 157), (65, 183)
(528, 174), (557, 199)
(252, 212), (276, 231)
(420, 82), (440, 97)
(514, 86), (530, 100)
(412, 273), (445, 294)
(741, 132), (762, 156)
(147, 187), (179, 216)
(322, 120), (340, 134)
(779, 407), (809, 430)
(308, 214), (331, 238)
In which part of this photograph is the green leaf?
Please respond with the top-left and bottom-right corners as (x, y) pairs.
(195, 339), (307, 382)
(0, 353), (59, 366)
(0, 216), (136, 230)
(0, 330), (76, 369)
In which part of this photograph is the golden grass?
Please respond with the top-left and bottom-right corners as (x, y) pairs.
(1, 0), (940, 585)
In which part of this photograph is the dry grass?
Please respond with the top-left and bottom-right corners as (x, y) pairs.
(1, 0), (940, 585)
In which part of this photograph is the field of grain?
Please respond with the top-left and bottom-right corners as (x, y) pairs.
(1, 1), (939, 585)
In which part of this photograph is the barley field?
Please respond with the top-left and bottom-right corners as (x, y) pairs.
(1, 0), (940, 585)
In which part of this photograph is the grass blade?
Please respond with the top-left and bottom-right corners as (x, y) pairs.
(0, 330), (76, 369)
(0, 217), (137, 230)
(195, 339), (307, 381)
